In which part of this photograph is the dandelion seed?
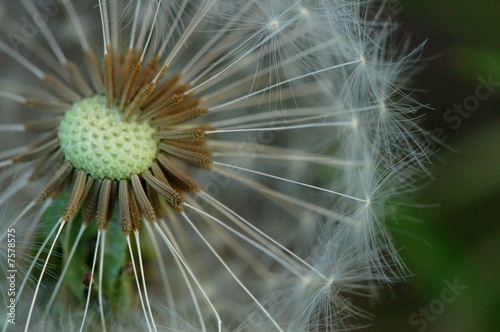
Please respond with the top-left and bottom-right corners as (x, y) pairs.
(1, 0), (430, 331)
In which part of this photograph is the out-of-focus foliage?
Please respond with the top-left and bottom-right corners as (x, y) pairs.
(365, 0), (500, 331)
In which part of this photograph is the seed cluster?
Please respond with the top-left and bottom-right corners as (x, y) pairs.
(58, 95), (158, 180)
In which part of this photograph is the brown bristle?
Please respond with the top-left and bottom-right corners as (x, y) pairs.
(154, 97), (201, 119)
(146, 182), (163, 221)
(167, 141), (213, 157)
(103, 50), (114, 107)
(151, 162), (171, 185)
(159, 143), (211, 167)
(36, 162), (73, 202)
(137, 55), (161, 90)
(144, 73), (182, 108)
(82, 179), (102, 225)
(143, 79), (189, 113)
(128, 183), (142, 231)
(120, 60), (143, 111)
(65, 61), (93, 97)
(119, 49), (134, 94)
(123, 81), (157, 120)
(84, 48), (104, 93)
(155, 127), (207, 141)
(139, 93), (185, 121)
(24, 97), (70, 110)
(119, 180), (132, 235)
(96, 179), (112, 229)
(152, 107), (208, 126)
(24, 118), (63, 132)
(157, 154), (200, 192)
(142, 171), (183, 211)
(42, 73), (81, 102)
(12, 138), (59, 164)
(29, 149), (64, 182)
(61, 170), (88, 222)
(131, 174), (156, 222)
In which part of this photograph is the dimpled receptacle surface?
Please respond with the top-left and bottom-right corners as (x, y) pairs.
(58, 95), (158, 180)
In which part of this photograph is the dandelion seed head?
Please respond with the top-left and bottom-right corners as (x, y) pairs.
(0, 0), (431, 330)
(58, 95), (158, 180)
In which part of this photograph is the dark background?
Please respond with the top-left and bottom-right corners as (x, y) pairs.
(365, 1), (500, 331)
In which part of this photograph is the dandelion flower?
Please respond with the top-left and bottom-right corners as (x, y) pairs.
(0, 0), (429, 331)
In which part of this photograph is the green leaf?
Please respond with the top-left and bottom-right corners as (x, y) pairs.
(38, 190), (133, 319)
(454, 46), (500, 81)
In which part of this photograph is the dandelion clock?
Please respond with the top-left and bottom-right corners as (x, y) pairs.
(0, 1), (430, 331)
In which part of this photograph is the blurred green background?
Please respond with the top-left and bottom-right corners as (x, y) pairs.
(364, 1), (500, 331)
